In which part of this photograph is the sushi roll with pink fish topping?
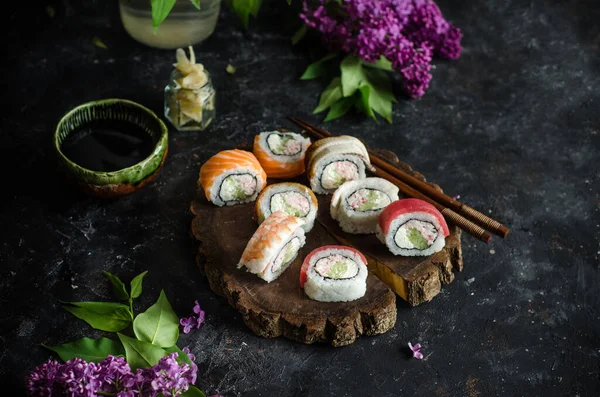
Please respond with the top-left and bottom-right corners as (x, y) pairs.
(376, 199), (450, 256)
(238, 211), (306, 282)
(300, 245), (368, 302)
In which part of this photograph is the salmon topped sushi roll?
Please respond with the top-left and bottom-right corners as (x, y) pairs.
(253, 131), (311, 178)
(238, 211), (306, 282)
(376, 199), (450, 256)
(199, 149), (267, 206)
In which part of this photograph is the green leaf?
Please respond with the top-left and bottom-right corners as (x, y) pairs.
(230, 0), (261, 29)
(189, 0), (201, 9)
(181, 386), (206, 397)
(133, 290), (179, 348)
(63, 302), (132, 332)
(340, 54), (364, 97)
(42, 337), (124, 363)
(284, 0), (292, 5)
(117, 333), (167, 371)
(313, 77), (343, 114)
(250, 0), (262, 17)
(291, 25), (307, 46)
(357, 85), (377, 120)
(362, 56), (394, 72)
(324, 97), (354, 122)
(362, 69), (395, 123)
(92, 36), (108, 50)
(164, 345), (193, 366)
(103, 271), (129, 301)
(130, 270), (148, 300)
(151, 0), (177, 30)
(300, 52), (339, 80)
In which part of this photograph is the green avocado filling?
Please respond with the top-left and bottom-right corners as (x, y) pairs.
(357, 190), (386, 211)
(281, 242), (297, 265)
(331, 168), (347, 187)
(270, 194), (306, 217)
(271, 134), (296, 155)
(327, 261), (349, 279)
(407, 228), (429, 250)
(222, 176), (248, 200)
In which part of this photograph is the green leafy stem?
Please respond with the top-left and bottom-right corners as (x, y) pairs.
(44, 270), (205, 396)
(301, 53), (397, 123)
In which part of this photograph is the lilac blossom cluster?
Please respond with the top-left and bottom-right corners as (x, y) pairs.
(180, 300), (206, 334)
(301, 0), (462, 98)
(27, 351), (197, 397)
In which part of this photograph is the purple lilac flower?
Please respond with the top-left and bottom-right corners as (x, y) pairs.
(300, 0), (462, 98)
(27, 351), (200, 397)
(97, 356), (135, 395)
(58, 358), (101, 397)
(148, 353), (197, 396)
(26, 360), (62, 396)
(408, 341), (424, 359)
(180, 300), (206, 334)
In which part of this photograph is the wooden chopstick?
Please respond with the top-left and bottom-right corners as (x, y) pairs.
(288, 116), (509, 238)
(288, 116), (494, 244)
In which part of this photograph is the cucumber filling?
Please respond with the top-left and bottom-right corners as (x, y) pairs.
(321, 161), (360, 190)
(271, 237), (301, 273)
(347, 188), (391, 212)
(394, 220), (438, 250)
(219, 174), (256, 202)
(270, 192), (310, 218)
(267, 133), (302, 156)
(314, 254), (359, 279)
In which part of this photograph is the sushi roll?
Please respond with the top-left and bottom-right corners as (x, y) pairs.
(253, 131), (311, 178)
(330, 178), (399, 234)
(199, 149), (267, 207)
(305, 136), (374, 195)
(255, 182), (318, 232)
(376, 199), (450, 256)
(300, 245), (368, 302)
(238, 211), (306, 282)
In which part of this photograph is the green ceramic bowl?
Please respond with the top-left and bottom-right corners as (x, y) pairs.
(54, 99), (169, 198)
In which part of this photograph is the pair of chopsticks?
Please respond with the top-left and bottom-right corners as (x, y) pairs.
(288, 116), (509, 244)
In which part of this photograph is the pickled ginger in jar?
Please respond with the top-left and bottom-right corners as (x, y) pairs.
(164, 46), (216, 131)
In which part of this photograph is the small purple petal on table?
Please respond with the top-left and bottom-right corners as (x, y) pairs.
(408, 341), (424, 360)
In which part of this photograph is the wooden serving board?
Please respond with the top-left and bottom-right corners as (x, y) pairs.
(190, 148), (462, 346)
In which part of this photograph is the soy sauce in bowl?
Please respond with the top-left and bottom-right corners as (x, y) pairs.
(61, 119), (157, 172)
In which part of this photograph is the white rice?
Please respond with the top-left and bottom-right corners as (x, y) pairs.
(376, 211), (446, 256)
(330, 178), (399, 234)
(304, 247), (368, 302)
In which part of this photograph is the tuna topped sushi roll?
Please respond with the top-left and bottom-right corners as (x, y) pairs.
(253, 131), (311, 179)
(255, 182), (318, 232)
(300, 246), (368, 302)
(199, 149), (267, 207)
(306, 136), (374, 195)
(376, 199), (450, 256)
(330, 178), (399, 234)
(238, 211), (306, 283)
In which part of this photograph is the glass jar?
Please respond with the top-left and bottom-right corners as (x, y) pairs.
(164, 70), (216, 131)
(119, 0), (221, 49)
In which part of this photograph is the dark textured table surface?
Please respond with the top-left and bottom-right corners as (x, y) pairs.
(2, 0), (599, 396)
